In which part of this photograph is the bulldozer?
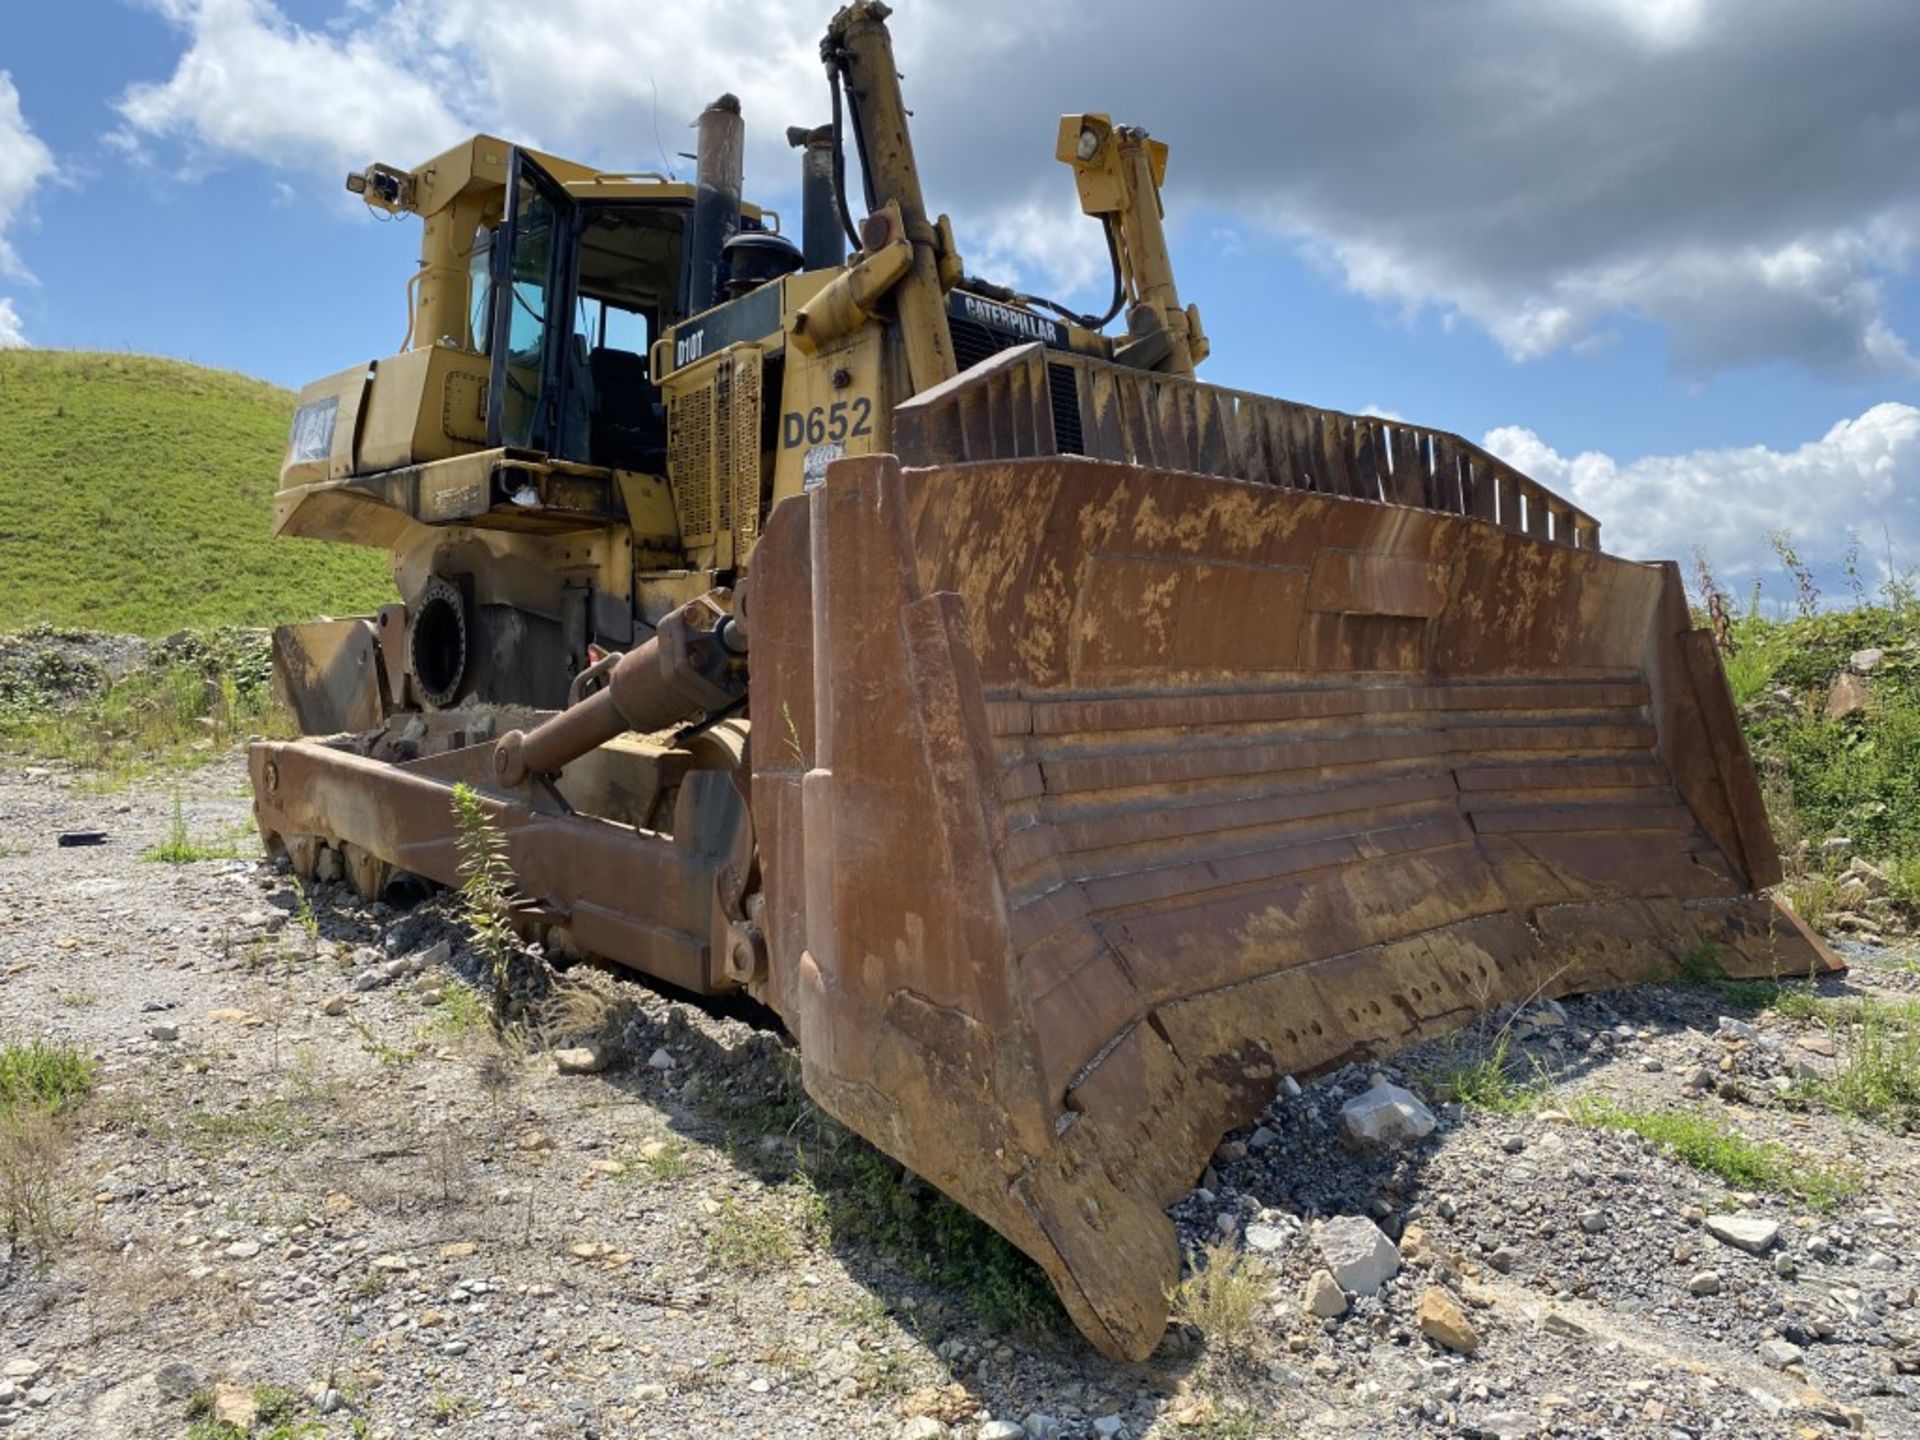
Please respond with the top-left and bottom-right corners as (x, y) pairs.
(252, 1), (1837, 1362)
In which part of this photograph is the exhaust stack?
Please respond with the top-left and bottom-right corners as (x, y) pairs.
(687, 94), (745, 315)
(787, 124), (844, 270)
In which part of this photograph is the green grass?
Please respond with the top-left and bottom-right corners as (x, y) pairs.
(1423, 1031), (1545, 1114)
(1721, 625), (1793, 707)
(703, 1195), (802, 1275)
(0, 1036), (97, 1259)
(422, 982), (490, 1040)
(1568, 1097), (1858, 1208)
(797, 1125), (1060, 1336)
(683, 1050), (1058, 1335)
(1168, 1242), (1272, 1356)
(184, 1385), (323, 1440)
(1774, 994), (1920, 1126)
(0, 351), (393, 633)
(0, 1036), (98, 1117)
(144, 790), (249, 863)
(633, 1137), (692, 1184)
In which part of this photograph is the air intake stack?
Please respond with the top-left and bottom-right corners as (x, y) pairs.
(787, 124), (844, 271)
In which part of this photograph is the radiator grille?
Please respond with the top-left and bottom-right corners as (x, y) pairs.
(667, 381), (717, 545)
(726, 350), (763, 555)
(948, 312), (1085, 459)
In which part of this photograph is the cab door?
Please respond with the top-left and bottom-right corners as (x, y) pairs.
(487, 151), (581, 456)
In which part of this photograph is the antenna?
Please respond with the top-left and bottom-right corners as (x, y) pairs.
(650, 77), (677, 181)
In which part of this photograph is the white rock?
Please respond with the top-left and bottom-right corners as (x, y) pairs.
(0, 1381), (15, 1405)
(1313, 1216), (1401, 1296)
(1758, 1338), (1804, 1369)
(1092, 1418), (1126, 1440)
(1704, 1214), (1780, 1254)
(224, 1239), (261, 1259)
(1243, 1222), (1290, 1254)
(1850, 647), (1886, 674)
(415, 938), (453, 969)
(1845, 857), (1890, 896)
(1716, 1016), (1760, 1042)
(1688, 1271), (1723, 1296)
(1, 1361), (39, 1381)
(147, 1023), (179, 1042)
(980, 1424), (1026, 1440)
(1479, 1411), (1534, 1439)
(647, 1048), (677, 1071)
(899, 1420), (951, 1440)
(1338, 1080), (1437, 1149)
(553, 1046), (605, 1076)
(1023, 1414), (1062, 1440)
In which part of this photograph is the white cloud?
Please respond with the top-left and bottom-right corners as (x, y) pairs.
(109, 0), (1920, 379)
(114, 0), (467, 177)
(1484, 404), (1920, 599)
(0, 298), (27, 348)
(0, 72), (56, 280)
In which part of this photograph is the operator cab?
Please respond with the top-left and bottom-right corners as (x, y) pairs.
(471, 152), (685, 474)
(472, 151), (797, 477)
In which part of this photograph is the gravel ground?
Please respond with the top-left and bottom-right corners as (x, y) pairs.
(1, 756), (1917, 1438)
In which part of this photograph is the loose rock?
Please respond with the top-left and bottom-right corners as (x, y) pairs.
(1313, 1215), (1400, 1296)
(1339, 1079), (1437, 1149)
(1758, 1338), (1805, 1369)
(1416, 1286), (1480, 1354)
(1301, 1268), (1348, 1319)
(210, 1381), (257, 1431)
(553, 1045), (606, 1075)
(1704, 1214), (1780, 1254)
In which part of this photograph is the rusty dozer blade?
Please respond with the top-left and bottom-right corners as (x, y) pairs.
(749, 452), (1837, 1362)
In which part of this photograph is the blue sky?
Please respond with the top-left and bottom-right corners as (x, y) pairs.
(3, 0), (1919, 598)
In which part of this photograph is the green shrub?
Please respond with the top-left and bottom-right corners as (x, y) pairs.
(0, 1036), (98, 1116)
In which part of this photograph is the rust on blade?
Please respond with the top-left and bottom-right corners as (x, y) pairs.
(748, 451), (1837, 1362)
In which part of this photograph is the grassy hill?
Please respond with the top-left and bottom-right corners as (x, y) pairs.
(0, 350), (393, 633)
